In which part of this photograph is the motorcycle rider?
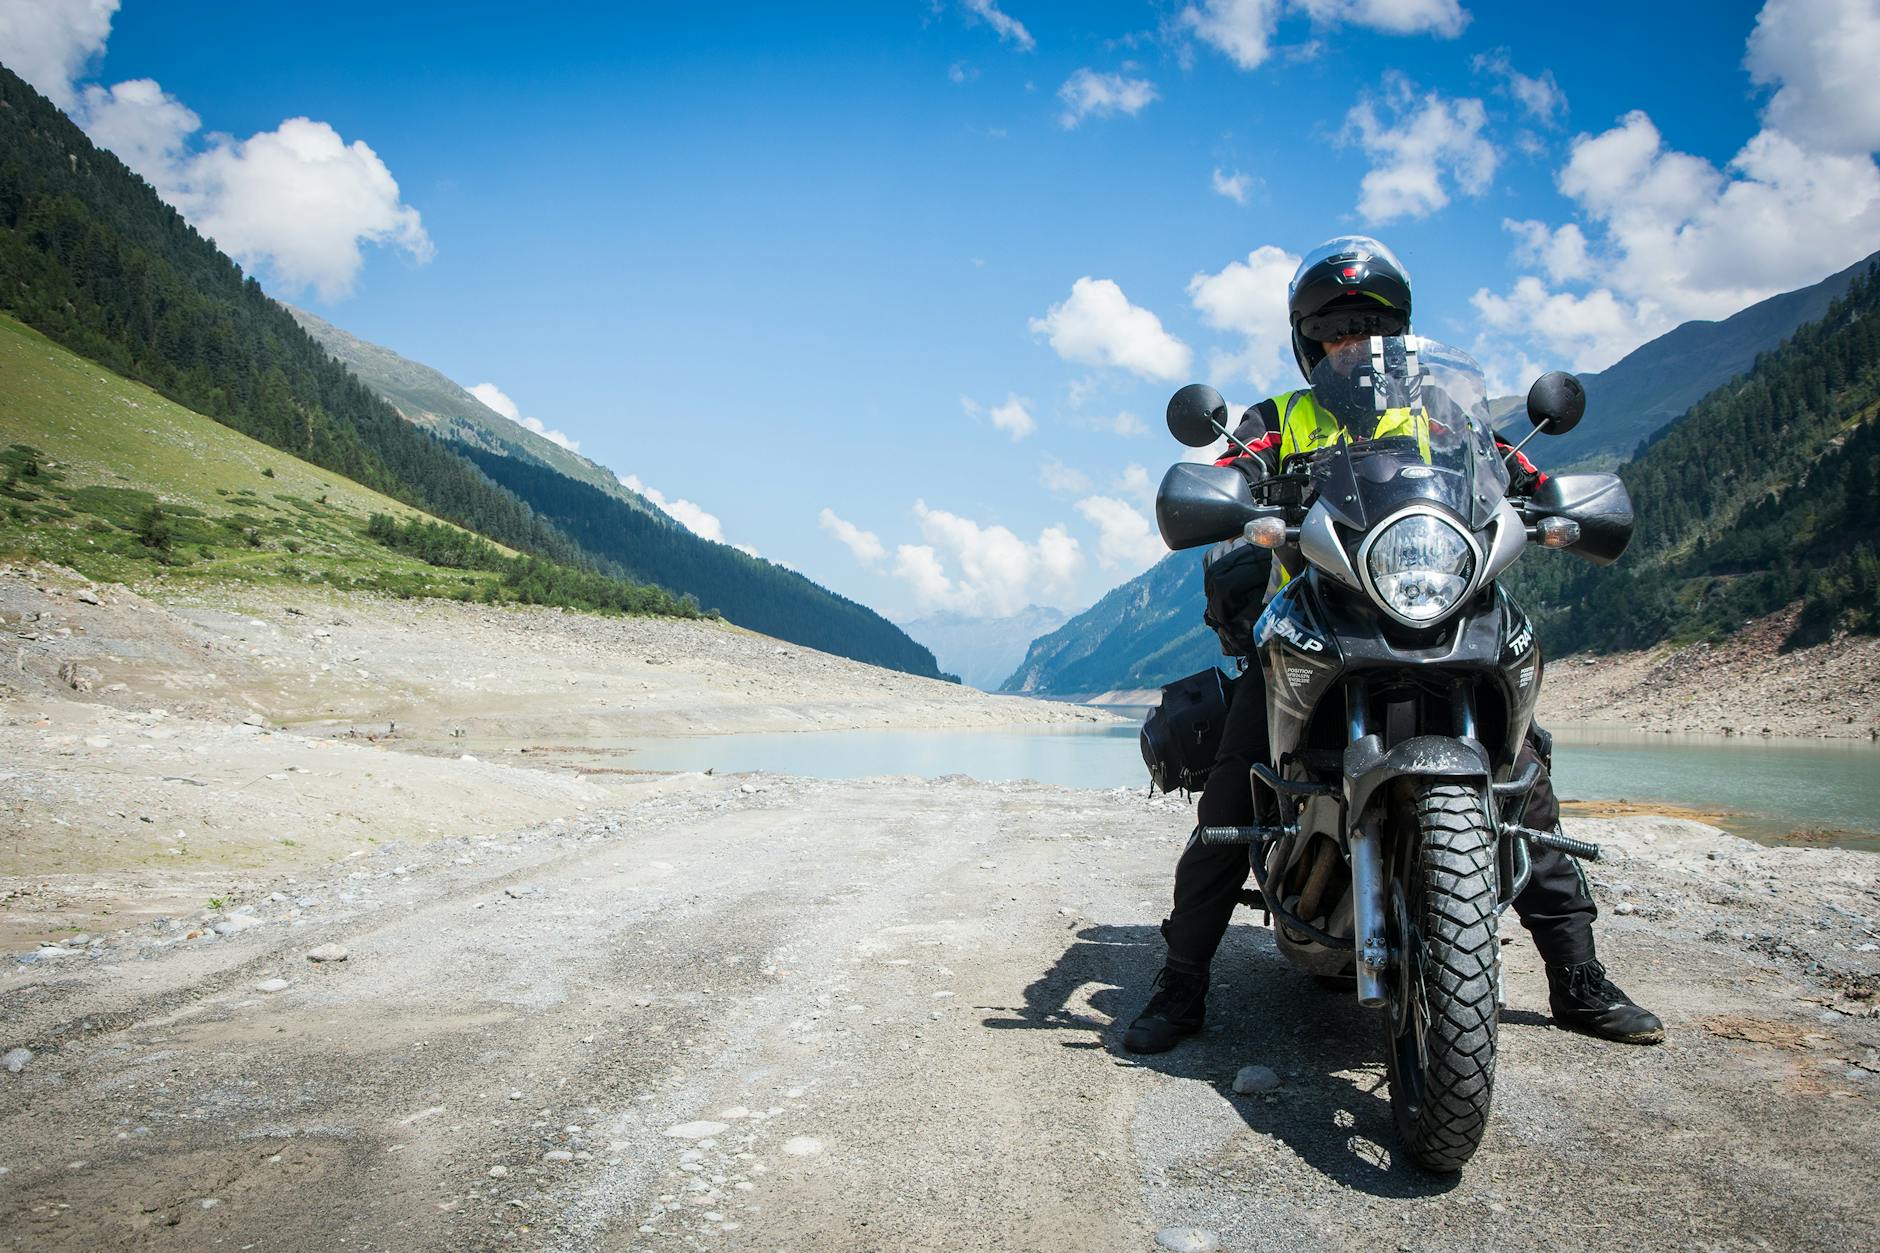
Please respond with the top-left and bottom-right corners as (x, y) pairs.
(1124, 236), (1665, 1055)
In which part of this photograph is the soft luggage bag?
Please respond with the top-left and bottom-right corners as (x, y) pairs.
(1140, 667), (1233, 794)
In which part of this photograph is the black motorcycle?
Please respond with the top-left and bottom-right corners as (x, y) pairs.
(1154, 336), (1634, 1171)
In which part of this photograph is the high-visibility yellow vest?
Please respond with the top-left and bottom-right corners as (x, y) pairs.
(1270, 388), (1431, 462)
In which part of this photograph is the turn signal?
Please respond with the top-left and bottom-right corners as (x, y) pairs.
(1244, 516), (1289, 549)
(1536, 516), (1581, 549)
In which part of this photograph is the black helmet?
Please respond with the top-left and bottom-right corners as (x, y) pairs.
(1288, 236), (1412, 379)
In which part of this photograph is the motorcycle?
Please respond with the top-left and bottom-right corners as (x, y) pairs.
(1154, 335), (1634, 1171)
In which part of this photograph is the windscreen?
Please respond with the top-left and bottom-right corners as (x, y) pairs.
(1294, 336), (1508, 531)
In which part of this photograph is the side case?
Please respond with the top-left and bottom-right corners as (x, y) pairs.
(1141, 668), (1234, 794)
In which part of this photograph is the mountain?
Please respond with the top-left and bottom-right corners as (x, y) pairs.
(999, 554), (1224, 697)
(0, 311), (693, 621)
(0, 65), (588, 573)
(896, 605), (1070, 691)
(0, 64), (943, 677)
(1549, 250), (1880, 469)
(286, 306), (662, 519)
(1007, 262), (1880, 695)
(1505, 265), (1880, 653)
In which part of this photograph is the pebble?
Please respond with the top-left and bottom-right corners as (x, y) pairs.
(1156, 1228), (1224, 1253)
(306, 944), (349, 963)
(1233, 1065), (1281, 1095)
(214, 915), (264, 935)
(3, 1047), (32, 1074)
(665, 1121), (729, 1140)
(504, 884), (541, 899)
(75, 589), (99, 605)
(1615, 902), (1637, 916)
(488, 1166), (508, 1178)
(255, 978), (290, 993)
(543, 1150), (574, 1163)
(781, 1136), (823, 1157)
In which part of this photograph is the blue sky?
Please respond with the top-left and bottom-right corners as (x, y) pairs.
(7, 0), (1877, 620)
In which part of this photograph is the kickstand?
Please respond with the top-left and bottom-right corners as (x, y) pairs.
(1237, 887), (1269, 925)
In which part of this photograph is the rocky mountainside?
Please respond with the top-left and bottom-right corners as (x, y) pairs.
(999, 552), (1223, 697)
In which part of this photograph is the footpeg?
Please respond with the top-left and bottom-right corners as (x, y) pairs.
(1199, 824), (1297, 845)
(1510, 825), (1601, 861)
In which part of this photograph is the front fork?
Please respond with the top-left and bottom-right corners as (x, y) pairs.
(1345, 680), (1390, 1008)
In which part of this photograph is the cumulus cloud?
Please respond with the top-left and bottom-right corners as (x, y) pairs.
(1056, 68), (1157, 128)
(961, 393), (1037, 441)
(1078, 410), (1148, 437)
(0, 0), (117, 108)
(0, 6), (431, 302)
(963, 0), (1034, 51)
(1473, 1), (1880, 375)
(618, 473), (735, 546)
(1074, 495), (1166, 573)
(1746, 0), (1880, 156)
(1473, 49), (1567, 125)
(467, 382), (582, 453)
(1039, 457), (1091, 494)
(1211, 167), (1253, 203)
(1181, 0), (1465, 71)
(1344, 77), (1498, 224)
(891, 501), (1082, 615)
(819, 507), (886, 567)
(1030, 277), (1192, 381)
(1186, 244), (1302, 392)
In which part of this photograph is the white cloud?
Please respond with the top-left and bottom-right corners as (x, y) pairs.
(74, 77), (431, 301)
(1475, 2), (1880, 375)
(819, 507), (886, 567)
(891, 501), (1083, 615)
(1473, 49), (1567, 125)
(1116, 463), (1154, 499)
(618, 473), (732, 545)
(1344, 77), (1498, 224)
(963, 0), (1034, 51)
(1080, 410), (1148, 437)
(1503, 218), (1591, 284)
(1030, 277), (1192, 381)
(1186, 244), (1302, 392)
(0, 0), (117, 108)
(467, 382), (582, 453)
(1746, 0), (1880, 156)
(1181, 0), (1465, 71)
(1211, 167), (1253, 203)
(1056, 68), (1157, 128)
(1295, 0), (1467, 36)
(1039, 457), (1091, 494)
(960, 392), (1037, 441)
(1074, 495), (1166, 573)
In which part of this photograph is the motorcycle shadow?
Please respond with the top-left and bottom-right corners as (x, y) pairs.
(981, 921), (1460, 1197)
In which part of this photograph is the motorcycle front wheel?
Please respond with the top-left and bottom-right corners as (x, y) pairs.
(1382, 779), (1499, 1172)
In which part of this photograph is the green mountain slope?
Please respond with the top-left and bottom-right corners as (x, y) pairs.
(0, 65), (590, 573)
(0, 312), (693, 621)
(285, 306), (662, 519)
(999, 552), (1223, 696)
(1507, 267), (1880, 653)
(1551, 250), (1879, 469)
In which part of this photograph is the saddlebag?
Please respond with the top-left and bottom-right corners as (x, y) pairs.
(1140, 667), (1233, 794)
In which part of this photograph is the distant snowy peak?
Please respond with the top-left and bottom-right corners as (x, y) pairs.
(897, 605), (1072, 691)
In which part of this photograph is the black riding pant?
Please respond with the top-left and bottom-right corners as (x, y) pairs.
(1163, 664), (1596, 974)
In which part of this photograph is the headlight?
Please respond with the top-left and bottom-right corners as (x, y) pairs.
(1365, 513), (1475, 624)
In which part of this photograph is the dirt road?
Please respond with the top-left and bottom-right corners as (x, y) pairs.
(5, 775), (1876, 1251)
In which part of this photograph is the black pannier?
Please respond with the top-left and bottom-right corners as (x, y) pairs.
(1140, 666), (1233, 794)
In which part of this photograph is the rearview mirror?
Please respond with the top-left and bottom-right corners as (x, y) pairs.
(1155, 462), (1256, 550)
(1167, 383), (1229, 448)
(1526, 371), (1585, 435)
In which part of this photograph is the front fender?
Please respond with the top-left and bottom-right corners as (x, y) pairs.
(1342, 734), (1490, 823)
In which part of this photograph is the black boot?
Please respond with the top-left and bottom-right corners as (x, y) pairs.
(1546, 959), (1664, 1044)
(1123, 964), (1208, 1054)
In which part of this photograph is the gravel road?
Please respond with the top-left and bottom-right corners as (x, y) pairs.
(5, 775), (1877, 1251)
